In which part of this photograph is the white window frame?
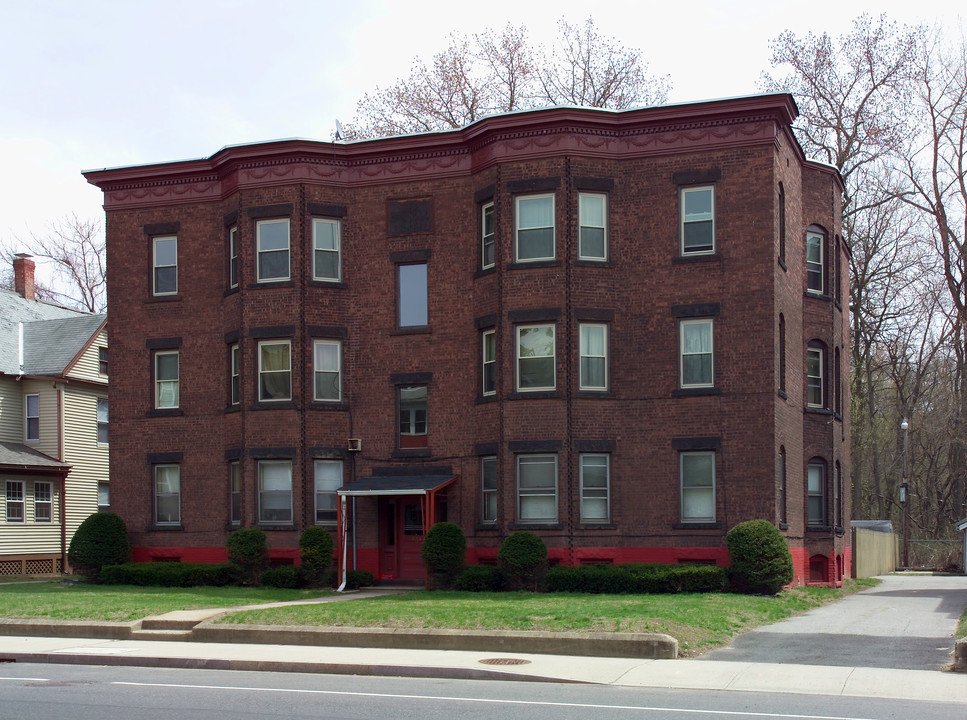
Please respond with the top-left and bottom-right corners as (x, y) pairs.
(256, 218), (290, 282)
(482, 329), (496, 396)
(679, 319), (714, 388)
(258, 460), (293, 524)
(516, 324), (556, 392)
(807, 346), (824, 408)
(98, 346), (108, 376)
(34, 481), (53, 523)
(312, 218), (342, 282)
(579, 323), (608, 391)
(806, 230), (824, 294)
(228, 225), (239, 289)
(517, 454), (558, 523)
(25, 393), (39, 442)
(580, 454), (610, 523)
(152, 235), (178, 296)
(258, 340), (291, 402)
(5, 480), (24, 523)
(229, 461), (241, 526)
(154, 464), (181, 526)
(398, 262), (428, 327)
(230, 343), (240, 406)
(578, 192), (607, 261)
(481, 202), (495, 269)
(314, 459), (342, 526)
(98, 481), (110, 510)
(313, 339), (342, 402)
(808, 462), (826, 526)
(481, 455), (497, 524)
(154, 350), (180, 409)
(97, 398), (109, 445)
(680, 186), (715, 255)
(515, 194), (555, 262)
(680, 451), (715, 523)
(398, 385), (428, 447)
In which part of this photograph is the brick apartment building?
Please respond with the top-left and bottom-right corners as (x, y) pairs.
(84, 93), (849, 586)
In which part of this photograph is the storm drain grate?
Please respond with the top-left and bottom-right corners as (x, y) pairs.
(479, 657), (531, 666)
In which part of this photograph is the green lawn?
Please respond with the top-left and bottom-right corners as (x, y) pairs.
(0, 579), (878, 655)
(216, 581), (878, 656)
(0, 582), (326, 622)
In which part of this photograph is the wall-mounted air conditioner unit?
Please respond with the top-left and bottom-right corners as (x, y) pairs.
(347, 438), (362, 452)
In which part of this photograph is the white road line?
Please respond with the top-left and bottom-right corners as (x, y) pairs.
(112, 681), (881, 720)
(0, 676), (49, 682)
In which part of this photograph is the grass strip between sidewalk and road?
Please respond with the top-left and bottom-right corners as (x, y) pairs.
(0, 578), (878, 656)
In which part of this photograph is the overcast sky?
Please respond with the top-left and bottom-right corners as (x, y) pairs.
(0, 0), (956, 252)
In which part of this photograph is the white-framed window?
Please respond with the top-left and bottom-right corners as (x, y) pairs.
(680, 319), (713, 388)
(97, 398), (109, 444)
(681, 451), (715, 522)
(680, 186), (714, 255)
(230, 343), (240, 406)
(258, 340), (291, 402)
(481, 202), (495, 269)
(313, 340), (341, 402)
(398, 385), (428, 449)
(5, 481), (24, 523)
(313, 218), (341, 281)
(808, 461), (826, 525)
(98, 346), (108, 376)
(481, 455), (497, 523)
(806, 346), (824, 408)
(314, 459), (342, 526)
(98, 482), (110, 510)
(398, 263), (428, 327)
(515, 194), (555, 262)
(155, 464), (180, 526)
(258, 460), (292, 524)
(152, 235), (178, 295)
(256, 218), (290, 282)
(229, 461), (241, 526)
(516, 324), (555, 391)
(806, 230), (824, 293)
(517, 454), (557, 523)
(34, 481), (52, 523)
(580, 454), (610, 523)
(579, 323), (608, 391)
(25, 393), (39, 441)
(228, 225), (239, 288)
(579, 193), (607, 261)
(482, 329), (496, 396)
(154, 350), (180, 409)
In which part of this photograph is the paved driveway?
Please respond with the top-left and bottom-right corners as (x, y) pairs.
(700, 574), (967, 670)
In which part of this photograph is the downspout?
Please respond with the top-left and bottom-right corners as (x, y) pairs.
(60, 471), (67, 573)
(337, 494), (348, 592)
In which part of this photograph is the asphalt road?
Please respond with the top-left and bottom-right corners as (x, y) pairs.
(700, 574), (967, 670)
(2, 663), (964, 720)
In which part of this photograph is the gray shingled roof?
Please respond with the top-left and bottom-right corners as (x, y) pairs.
(0, 287), (103, 375)
(0, 441), (71, 471)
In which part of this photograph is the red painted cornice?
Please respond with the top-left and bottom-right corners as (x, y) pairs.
(83, 94), (803, 211)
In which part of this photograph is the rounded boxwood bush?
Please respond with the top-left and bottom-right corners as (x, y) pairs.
(67, 512), (131, 582)
(497, 531), (547, 591)
(727, 519), (794, 595)
(421, 522), (466, 590)
(226, 527), (268, 585)
(299, 526), (335, 588)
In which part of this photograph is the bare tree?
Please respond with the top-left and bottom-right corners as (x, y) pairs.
(343, 18), (670, 139)
(0, 214), (106, 313)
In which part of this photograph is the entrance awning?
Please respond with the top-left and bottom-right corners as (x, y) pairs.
(337, 474), (456, 497)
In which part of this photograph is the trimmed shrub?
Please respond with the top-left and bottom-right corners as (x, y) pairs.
(99, 562), (234, 587)
(260, 566), (300, 589)
(299, 527), (335, 588)
(421, 522), (466, 590)
(67, 512), (131, 582)
(454, 564), (506, 592)
(227, 528), (269, 585)
(727, 519), (794, 595)
(497, 531), (547, 591)
(545, 563), (727, 594)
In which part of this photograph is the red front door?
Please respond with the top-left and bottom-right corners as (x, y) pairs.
(380, 498), (424, 581)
